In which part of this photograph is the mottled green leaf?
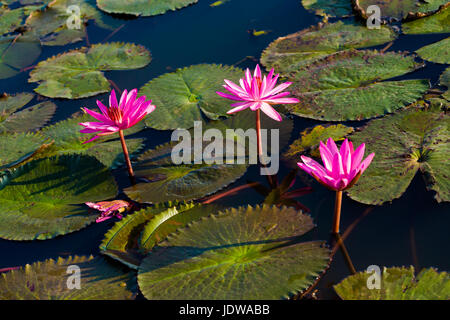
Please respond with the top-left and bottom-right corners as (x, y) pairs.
(354, 0), (448, 21)
(440, 67), (450, 100)
(0, 7), (25, 35)
(0, 255), (136, 300)
(141, 64), (243, 130)
(0, 93), (56, 133)
(403, 6), (450, 34)
(416, 37), (450, 64)
(286, 50), (429, 121)
(124, 142), (248, 203)
(348, 104), (449, 204)
(138, 205), (330, 300)
(0, 35), (41, 79)
(301, 0), (353, 17)
(0, 155), (118, 240)
(39, 113), (145, 169)
(96, 0), (198, 17)
(260, 21), (396, 74)
(335, 266), (450, 300)
(29, 42), (151, 99)
(284, 124), (354, 159)
(0, 132), (51, 169)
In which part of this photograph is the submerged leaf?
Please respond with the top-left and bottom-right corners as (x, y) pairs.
(0, 155), (118, 240)
(0, 255), (136, 300)
(260, 21), (396, 74)
(29, 42), (151, 99)
(0, 35), (41, 79)
(416, 37), (450, 64)
(286, 50), (429, 121)
(96, 0), (198, 17)
(335, 266), (450, 300)
(0, 93), (56, 133)
(141, 64), (243, 130)
(138, 205), (330, 300)
(348, 103), (449, 204)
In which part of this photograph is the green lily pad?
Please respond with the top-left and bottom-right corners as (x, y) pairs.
(354, 0), (448, 21)
(260, 21), (396, 74)
(439, 67), (450, 100)
(0, 132), (52, 169)
(0, 93), (56, 133)
(0, 7), (26, 35)
(284, 124), (354, 159)
(347, 104), (449, 205)
(39, 113), (145, 169)
(416, 37), (450, 64)
(29, 42), (151, 99)
(301, 0), (353, 17)
(0, 35), (41, 79)
(124, 142), (248, 203)
(96, 0), (198, 17)
(0, 255), (136, 300)
(141, 64), (243, 130)
(138, 205), (330, 300)
(286, 50), (429, 121)
(100, 202), (218, 269)
(0, 155), (118, 240)
(25, 0), (113, 46)
(334, 266), (450, 300)
(403, 6), (450, 34)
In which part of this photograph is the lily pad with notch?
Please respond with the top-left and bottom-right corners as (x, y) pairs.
(96, 0), (198, 17)
(416, 37), (450, 64)
(402, 5), (450, 34)
(138, 205), (330, 300)
(0, 35), (41, 79)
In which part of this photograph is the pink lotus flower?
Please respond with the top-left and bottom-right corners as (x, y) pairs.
(80, 88), (155, 144)
(85, 200), (131, 223)
(297, 138), (375, 191)
(216, 64), (299, 121)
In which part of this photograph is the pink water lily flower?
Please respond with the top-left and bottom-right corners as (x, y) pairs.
(297, 138), (375, 191)
(85, 200), (131, 223)
(80, 88), (155, 144)
(216, 64), (299, 121)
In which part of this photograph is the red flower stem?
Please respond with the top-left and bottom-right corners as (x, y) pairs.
(332, 190), (343, 234)
(256, 109), (263, 161)
(201, 182), (260, 204)
(119, 130), (135, 184)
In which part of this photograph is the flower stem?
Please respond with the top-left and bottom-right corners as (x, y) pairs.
(119, 130), (135, 184)
(332, 190), (343, 234)
(256, 109), (263, 161)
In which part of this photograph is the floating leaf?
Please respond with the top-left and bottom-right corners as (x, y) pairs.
(141, 64), (243, 130)
(100, 202), (216, 269)
(440, 67), (450, 100)
(124, 142), (248, 203)
(0, 132), (51, 169)
(0, 255), (136, 300)
(0, 35), (41, 79)
(347, 104), (449, 205)
(0, 7), (26, 35)
(0, 155), (118, 240)
(138, 205), (330, 300)
(403, 6), (450, 34)
(29, 42), (151, 99)
(260, 21), (396, 74)
(0, 93), (56, 133)
(286, 50), (429, 121)
(416, 37), (450, 64)
(284, 124), (354, 159)
(301, 0), (353, 17)
(97, 0), (198, 17)
(354, 0), (448, 21)
(335, 266), (450, 300)
(25, 0), (113, 46)
(39, 113), (145, 169)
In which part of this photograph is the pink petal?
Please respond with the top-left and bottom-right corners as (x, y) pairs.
(319, 141), (333, 172)
(260, 102), (282, 121)
(250, 102), (261, 111)
(332, 152), (345, 179)
(83, 108), (111, 124)
(263, 97), (299, 105)
(340, 139), (352, 174)
(266, 81), (292, 97)
(351, 143), (366, 172)
(227, 102), (253, 114)
(96, 100), (109, 117)
(359, 152), (375, 174)
(216, 91), (243, 101)
(109, 89), (119, 109)
(224, 79), (247, 96)
(254, 64), (262, 79)
(326, 137), (339, 156)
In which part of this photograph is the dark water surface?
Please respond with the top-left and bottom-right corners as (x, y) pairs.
(0, 0), (449, 299)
